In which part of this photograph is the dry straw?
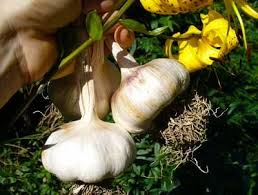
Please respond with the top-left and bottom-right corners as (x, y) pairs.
(70, 181), (125, 195)
(161, 93), (211, 170)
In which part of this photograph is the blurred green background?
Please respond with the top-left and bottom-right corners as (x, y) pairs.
(0, 1), (257, 194)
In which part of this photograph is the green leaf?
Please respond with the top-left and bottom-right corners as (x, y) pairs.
(161, 177), (173, 191)
(137, 149), (152, 155)
(148, 26), (169, 36)
(119, 19), (148, 34)
(86, 10), (103, 41)
(154, 143), (160, 158)
(120, 19), (169, 36)
(132, 165), (141, 175)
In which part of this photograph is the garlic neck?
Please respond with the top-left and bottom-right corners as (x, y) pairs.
(76, 47), (98, 122)
(106, 38), (138, 78)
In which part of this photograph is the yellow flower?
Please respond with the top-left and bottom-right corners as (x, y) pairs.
(165, 10), (239, 72)
(139, 0), (213, 15)
(223, 0), (258, 49)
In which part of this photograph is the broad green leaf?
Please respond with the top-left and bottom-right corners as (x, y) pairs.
(86, 10), (103, 41)
(119, 19), (148, 34)
(119, 19), (168, 36)
(137, 148), (152, 155)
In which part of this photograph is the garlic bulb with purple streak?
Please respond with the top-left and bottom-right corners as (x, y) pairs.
(108, 39), (190, 133)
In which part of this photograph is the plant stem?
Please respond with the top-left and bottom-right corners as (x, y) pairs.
(59, 0), (135, 69)
(58, 38), (94, 69)
(103, 0), (135, 32)
(102, 0), (127, 23)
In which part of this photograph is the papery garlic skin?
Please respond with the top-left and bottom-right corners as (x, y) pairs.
(92, 40), (121, 118)
(42, 120), (135, 183)
(111, 58), (190, 133)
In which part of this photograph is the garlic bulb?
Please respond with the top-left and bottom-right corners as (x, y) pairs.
(108, 40), (190, 133)
(49, 32), (120, 120)
(42, 41), (135, 183)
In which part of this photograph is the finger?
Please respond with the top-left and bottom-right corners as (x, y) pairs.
(83, 0), (115, 14)
(113, 25), (135, 49)
(104, 26), (135, 57)
(12, 0), (81, 33)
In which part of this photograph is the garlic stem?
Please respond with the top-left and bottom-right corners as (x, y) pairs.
(76, 47), (97, 121)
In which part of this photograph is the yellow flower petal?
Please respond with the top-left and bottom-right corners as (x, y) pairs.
(201, 10), (224, 27)
(203, 19), (238, 49)
(165, 26), (203, 72)
(177, 37), (206, 72)
(174, 25), (202, 39)
(197, 38), (220, 65)
(201, 11), (239, 55)
(139, 0), (213, 15)
(235, 0), (258, 19)
(165, 10), (239, 72)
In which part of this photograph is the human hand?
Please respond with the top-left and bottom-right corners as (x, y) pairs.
(0, 0), (134, 108)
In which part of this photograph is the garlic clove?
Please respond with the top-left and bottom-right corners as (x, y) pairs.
(109, 41), (190, 133)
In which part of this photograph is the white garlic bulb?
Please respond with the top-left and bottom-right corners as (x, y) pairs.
(49, 33), (120, 120)
(108, 40), (190, 133)
(42, 119), (135, 182)
(42, 41), (135, 183)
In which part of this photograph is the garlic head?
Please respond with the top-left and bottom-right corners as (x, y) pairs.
(111, 49), (190, 133)
(42, 119), (135, 183)
(42, 40), (135, 183)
